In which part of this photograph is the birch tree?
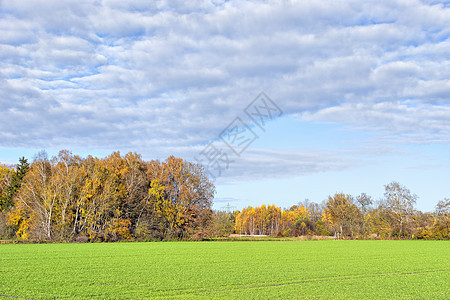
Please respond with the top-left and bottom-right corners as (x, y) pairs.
(384, 181), (417, 237)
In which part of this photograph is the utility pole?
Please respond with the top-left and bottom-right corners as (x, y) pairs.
(221, 202), (236, 213)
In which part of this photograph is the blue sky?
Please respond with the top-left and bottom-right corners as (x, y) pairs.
(1, 0), (449, 212)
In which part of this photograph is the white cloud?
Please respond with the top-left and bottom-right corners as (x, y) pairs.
(302, 101), (450, 143)
(0, 0), (449, 176)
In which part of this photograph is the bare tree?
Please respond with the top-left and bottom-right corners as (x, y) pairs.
(384, 181), (417, 237)
(356, 193), (373, 236)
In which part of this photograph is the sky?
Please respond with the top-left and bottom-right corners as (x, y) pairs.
(1, 0), (449, 212)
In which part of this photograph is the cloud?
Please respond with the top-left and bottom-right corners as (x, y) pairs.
(1, 0), (450, 173)
(192, 147), (359, 184)
(302, 101), (450, 143)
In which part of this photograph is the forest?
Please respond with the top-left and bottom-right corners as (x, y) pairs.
(0, 150), (449, 242)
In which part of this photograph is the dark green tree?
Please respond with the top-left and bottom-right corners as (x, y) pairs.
(5, 157), (30, 208)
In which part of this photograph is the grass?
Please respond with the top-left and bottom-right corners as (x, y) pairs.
(0, 240), (449, 299)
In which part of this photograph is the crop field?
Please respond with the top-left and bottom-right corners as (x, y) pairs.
(0, 241), (449, 299)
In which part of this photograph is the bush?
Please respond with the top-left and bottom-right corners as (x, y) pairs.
(75, 235), (89, 243)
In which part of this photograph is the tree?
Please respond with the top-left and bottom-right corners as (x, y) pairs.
(10, 157), (30, 197)
(0, 165), (14, 211)
(266, 204), (281, 235)
(210, 211), (235, 237)
(367, 201), (394, 238)
(323, 193), (360, 238)
(78, 152), (130, 241)
(123, 152), (149, 234)
(432, 198), (449, 239)
(384, 181), (417, 237)
(50, 150), (84, 240)
(435, 198), (450, 216)
(0, 165), (16, 238)
(413, 210), (434, 239)
(299, 199), (322, 223)
(356, 193), (373, 237)
(147, 156), (215, 239)
(0, 158), (29, 211)
(10, 151), (56, 239)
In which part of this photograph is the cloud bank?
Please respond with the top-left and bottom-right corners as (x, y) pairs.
(1, 0), (449, 180)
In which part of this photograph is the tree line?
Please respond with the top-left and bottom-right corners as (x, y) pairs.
(1, 150), (449, 241)
(0, 150), (214, 242)
(229, 186), (449, 239)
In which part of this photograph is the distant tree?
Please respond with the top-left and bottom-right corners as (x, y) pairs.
(435, 198), (450, 216)
(241, 205), (279, 235)
(384, 181), (417, 237)
(210, 211), (235, 237)
(413, 210), (434, 239)
(323, 193), (360, 238)
(280, 207), (304, 236)
(367, 200), (394, 238)
(432, 198), (449, 239)
(299, 199), (322, 223)
(356, 193), (373, 214)
(356, 193), (373, 236)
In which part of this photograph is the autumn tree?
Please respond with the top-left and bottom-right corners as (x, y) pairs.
(323, 193), (361, 238)
(123, 152), (149, 230)
(280, 205), (310, 236)
(235, 204), (310, 236)
(0, 165), (15, 238)
(367, 200), (395, 238)
(8, 151), (57, 239)
(77, 152), (131, 241)
(432, 198), (449, 239)
(0, 165), (14, 211)
(209, 211), (235, 237)
(3, 149), (448, 242)
(147, 156), (215, 239)
(413, 210), (435, 239)
(235, 207), (258, 235)
(266, 204), (281, 235)
(299, 199), (323, 223)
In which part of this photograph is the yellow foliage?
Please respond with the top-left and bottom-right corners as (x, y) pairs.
(7, 205), (32, 240)
(322, 209), (333, 225)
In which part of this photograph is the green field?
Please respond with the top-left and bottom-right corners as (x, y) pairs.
(1, 241), (449, 299)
